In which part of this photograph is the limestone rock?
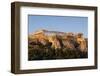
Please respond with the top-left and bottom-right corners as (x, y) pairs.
(29, 29), (87, 52)
(76, 33), (87, 52)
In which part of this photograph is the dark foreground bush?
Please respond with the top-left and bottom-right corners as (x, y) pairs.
(28, 44), (88, 60)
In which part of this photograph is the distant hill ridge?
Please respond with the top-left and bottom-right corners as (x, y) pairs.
(30, 29), (74, 36)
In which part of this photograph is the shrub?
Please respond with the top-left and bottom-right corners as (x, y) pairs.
(28, 43), (87, 60)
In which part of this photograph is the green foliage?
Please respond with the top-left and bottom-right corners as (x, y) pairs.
(28, 42), (88, 60)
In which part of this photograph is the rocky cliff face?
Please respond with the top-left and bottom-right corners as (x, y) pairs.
(29, 30), (87, 52)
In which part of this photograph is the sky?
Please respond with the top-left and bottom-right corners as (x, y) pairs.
(28, 15), (88, 37)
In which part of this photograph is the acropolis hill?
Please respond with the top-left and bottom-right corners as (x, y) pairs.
(28, 29), (88, 52)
